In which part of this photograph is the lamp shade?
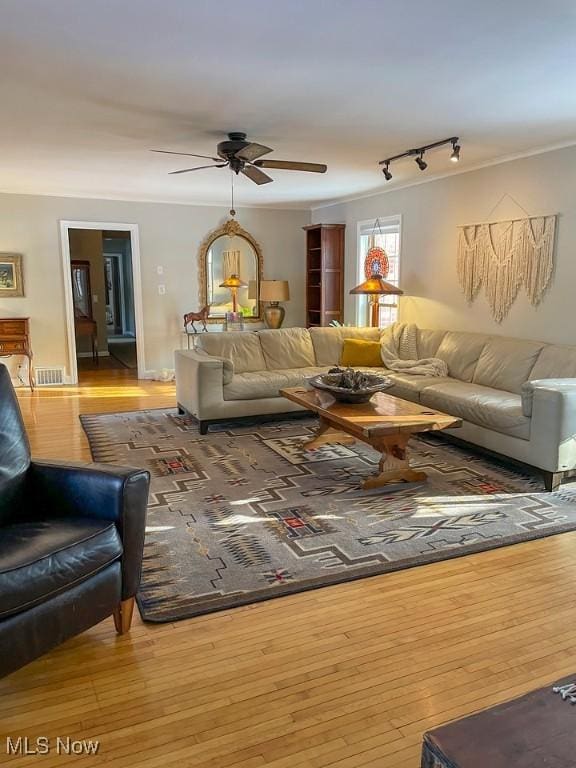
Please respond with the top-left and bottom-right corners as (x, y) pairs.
(247, 280), (258, 300)
(260, 280), (290, 302)
(219, 274), (246, 289)
(349, 273), (403, 296)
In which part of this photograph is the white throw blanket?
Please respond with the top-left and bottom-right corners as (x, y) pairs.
(380, 323), (448, 377)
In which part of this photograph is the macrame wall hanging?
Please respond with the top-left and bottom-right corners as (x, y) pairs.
(456, 194), (557, 323)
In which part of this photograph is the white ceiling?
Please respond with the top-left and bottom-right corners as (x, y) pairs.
(1, 0), (575, 208)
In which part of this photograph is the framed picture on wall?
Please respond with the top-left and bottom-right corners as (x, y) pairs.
(0, 253), (24, 297)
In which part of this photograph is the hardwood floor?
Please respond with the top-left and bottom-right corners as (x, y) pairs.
(3, 371), (576, 767)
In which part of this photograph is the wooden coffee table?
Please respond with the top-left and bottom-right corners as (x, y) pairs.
(281, 387), (461, 490)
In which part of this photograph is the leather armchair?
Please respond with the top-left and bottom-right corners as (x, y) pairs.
(0, 364), (150, 678)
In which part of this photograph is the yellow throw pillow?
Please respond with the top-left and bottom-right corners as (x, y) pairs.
(340, 338), (383, 367)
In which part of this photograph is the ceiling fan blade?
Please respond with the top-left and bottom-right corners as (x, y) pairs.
(169, 164), (227, 175)
(236, 143), (273, 163)
(254, 159), (327, 173)
(151, 149), (222, 162)
(241, 165), (273, 185)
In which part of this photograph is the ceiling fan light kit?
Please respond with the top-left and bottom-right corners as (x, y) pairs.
(152, 132), (327, 186)
(379, 136), (461, 181)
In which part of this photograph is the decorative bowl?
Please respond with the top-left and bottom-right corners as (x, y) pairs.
(308, 368), (393, 404)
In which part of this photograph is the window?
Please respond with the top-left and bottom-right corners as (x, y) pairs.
(356, 216), (401, 327)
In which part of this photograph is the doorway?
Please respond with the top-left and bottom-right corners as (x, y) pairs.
(102, 231), (138, 371)
(60, 221), (145, 384)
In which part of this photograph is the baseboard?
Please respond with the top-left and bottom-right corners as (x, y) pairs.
(30, 369), (168, 384)
(140, 369), (175, 381)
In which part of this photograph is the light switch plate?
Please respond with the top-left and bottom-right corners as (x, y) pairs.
(158, 284), (166, 295)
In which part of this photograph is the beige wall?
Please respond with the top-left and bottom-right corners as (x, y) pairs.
(312, 144), (576, 345)
(2, 144), (573, 385)
(68, 229), (108, 354)
(0, 194), (309, 378)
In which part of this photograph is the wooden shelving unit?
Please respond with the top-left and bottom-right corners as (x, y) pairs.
(303, 223), (345, 327)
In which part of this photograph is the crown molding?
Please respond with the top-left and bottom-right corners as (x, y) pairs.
(0, 187), (308, 212)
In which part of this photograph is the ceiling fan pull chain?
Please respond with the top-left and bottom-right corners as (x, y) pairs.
(230, 170), (236, 217)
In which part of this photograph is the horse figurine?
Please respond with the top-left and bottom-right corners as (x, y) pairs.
(183, 305), (210, 334)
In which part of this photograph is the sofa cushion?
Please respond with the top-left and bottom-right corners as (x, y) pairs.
(421, 381), (530, 440)
(0, 519), (123, 619)
(385, 373), (453, 403)
(223, 367), (328, 401)
(473, 337), (545, 394)
(435, 332), (488, 382)
(529, 344), (576, 380)
(416, 329), (446, 359)
(340, 339), (383, 367)
(309, 326), (381, 366)
(196, 332), (266, 374)
(258, 328), (315, 369)
(194, 350), (234, 384)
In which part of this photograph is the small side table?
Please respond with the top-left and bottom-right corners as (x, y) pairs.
(180, 322), (266, 350)
(0, 317), (34, 390)
(181, 331), (207, 350)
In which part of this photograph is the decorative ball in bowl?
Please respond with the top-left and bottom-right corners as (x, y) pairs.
(309, 367), (393, 404)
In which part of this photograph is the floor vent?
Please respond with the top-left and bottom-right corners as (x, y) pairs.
(35, 367), (65, 386)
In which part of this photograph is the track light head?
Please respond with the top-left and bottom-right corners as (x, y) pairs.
(450, 142), (461, 162)
(415, 153), (427, 171)
(382, 162), (393, 181)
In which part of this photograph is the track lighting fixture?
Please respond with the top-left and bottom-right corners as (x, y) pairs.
(379, 136), (460, 181)
(382, 161), (392, 181)
(415, 152), (427, 171)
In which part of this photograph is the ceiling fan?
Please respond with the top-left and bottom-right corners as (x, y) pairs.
(151, 132), (327, 185)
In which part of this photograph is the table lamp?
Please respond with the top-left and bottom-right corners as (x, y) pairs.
(260, 280), (290, 329)
(349, 272), (403, 327)
(219, 274), (246, 313)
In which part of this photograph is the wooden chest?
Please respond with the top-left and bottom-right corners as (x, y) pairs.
(422, 674), (576, 767)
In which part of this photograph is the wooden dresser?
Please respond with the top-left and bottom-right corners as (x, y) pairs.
(0, 317), (34, 390)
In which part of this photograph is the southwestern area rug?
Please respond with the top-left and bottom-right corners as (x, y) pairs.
(81, 409), (576, 623)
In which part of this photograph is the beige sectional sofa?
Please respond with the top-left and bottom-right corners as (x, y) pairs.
(174, 326), (576, 490)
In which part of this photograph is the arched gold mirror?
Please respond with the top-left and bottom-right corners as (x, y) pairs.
(198, 219), (263, 322)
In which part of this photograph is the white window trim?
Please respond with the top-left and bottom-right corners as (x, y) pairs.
(355, 215), (402, 327)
